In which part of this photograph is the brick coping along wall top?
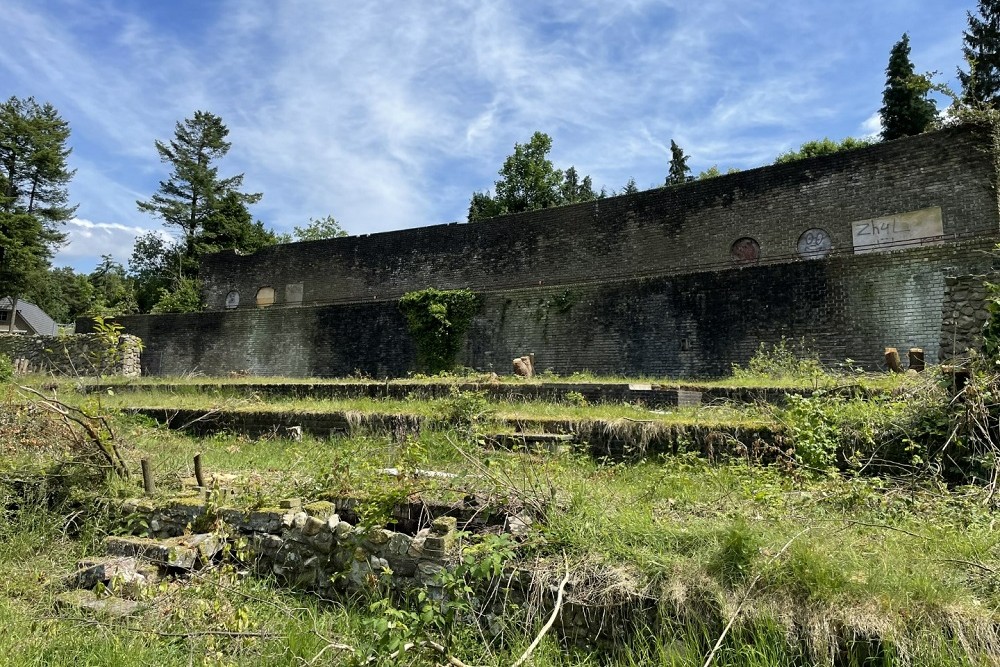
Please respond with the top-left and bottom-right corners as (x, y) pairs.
(200, 125), (999, 313)
(89, 124), (1000, 378)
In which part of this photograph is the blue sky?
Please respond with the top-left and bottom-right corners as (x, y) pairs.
(0, 0), (971, 273)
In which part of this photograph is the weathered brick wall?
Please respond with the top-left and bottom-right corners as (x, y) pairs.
(93, 241), (997, 377)
(200, 125), (999, 311)
(87, 125), (1000, 378)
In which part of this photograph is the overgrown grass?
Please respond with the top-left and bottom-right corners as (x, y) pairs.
(3, 350), (997, 665)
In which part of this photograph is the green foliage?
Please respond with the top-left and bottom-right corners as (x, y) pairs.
(707, 520), (761, 587)
(467, 132), (596, 221)
(0, 353), (12, 383)
(128, 231), (179, 313)
(290, 214), (348, 242)
(959, 0), (1000, 108)
(665, 139), (693, 185)
(398, 288), (479, 374)
(880, 33), (937, 141)
(198, 190), (281, 256)
(365, 533), (514, 658)
(136, 110), (263, 268)
(732, 338), (825, 381)
(443, 388), (496, 439)
(782, 393), (842, 471)
(86, 255), (138, 316)
(774, 136), (875, 164)
(0, 96), (74, 307)
(150, 276), (202, 314)
(983, 278), (1000, 362)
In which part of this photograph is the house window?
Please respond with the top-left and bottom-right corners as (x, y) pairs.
(0, 311), (7, 322)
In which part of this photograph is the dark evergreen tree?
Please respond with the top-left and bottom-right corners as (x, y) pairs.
(880, 34), (937, 140)
(959, 0), (1000, 107)
(665, 140), (692, 185)
(560, 166), (597, 204)
(621, 177), (639, 195)
(137, 111), (262, 268)
(0, 96), (74, 331)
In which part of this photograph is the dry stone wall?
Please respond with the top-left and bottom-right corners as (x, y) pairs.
(0, 333), (142, 377)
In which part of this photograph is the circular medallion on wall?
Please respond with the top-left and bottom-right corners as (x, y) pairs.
(730, 237), (761, 265)
(797, 228), (833, 259)
(225, 290), (240, 309)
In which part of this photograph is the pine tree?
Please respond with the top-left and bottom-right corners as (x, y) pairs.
(880, 34), (937, 141)
(0, 96), (74, 331)
(137, 111), (262, 268)
(665, 140), (692, 186)
(959, 0), (1000, 107)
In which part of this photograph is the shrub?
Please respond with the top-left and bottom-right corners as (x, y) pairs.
(732, 338), (825, 381)
(0, 353), (12, 384)
(398, 288), (479, 374)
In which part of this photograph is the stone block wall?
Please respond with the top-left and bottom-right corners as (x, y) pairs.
(0, 333), (142, 377)
(120, 495), (637, 643)
(939, 274), (996, 362)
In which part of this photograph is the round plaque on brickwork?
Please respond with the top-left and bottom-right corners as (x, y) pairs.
(225, 290), (240, 309)
(797, 228), (832, 259)
(730, 237), (760, 265)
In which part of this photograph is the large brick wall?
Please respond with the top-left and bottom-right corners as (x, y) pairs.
(96, 241), (997, 377)
(92, 125), (1000, 378)
(201, 125), (999, 311)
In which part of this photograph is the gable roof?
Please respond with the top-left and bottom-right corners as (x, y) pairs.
(0, 297), (58, 335)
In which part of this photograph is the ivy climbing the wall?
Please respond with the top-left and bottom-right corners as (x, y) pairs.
(398, 288), (480, 374)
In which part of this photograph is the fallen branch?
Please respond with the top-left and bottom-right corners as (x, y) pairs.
(511, 552), (570, 667)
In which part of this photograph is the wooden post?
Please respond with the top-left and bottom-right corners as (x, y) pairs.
(194, 453), (205, 488)
(140, 458), (155, 496)
(884, 347), (903, 373)
(908, 348), (925, 372)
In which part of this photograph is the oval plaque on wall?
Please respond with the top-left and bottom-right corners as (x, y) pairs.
(225, 290), (240, 309)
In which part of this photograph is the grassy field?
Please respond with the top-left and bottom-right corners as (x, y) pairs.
(2, 364), (998, 666)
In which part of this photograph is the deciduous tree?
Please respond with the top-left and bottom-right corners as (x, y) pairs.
(773, 137), (874, 164)
(291, 214), (348, 242)
(468, 132), (587, 221)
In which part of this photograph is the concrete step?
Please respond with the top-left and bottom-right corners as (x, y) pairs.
(485, 432), (574, 453)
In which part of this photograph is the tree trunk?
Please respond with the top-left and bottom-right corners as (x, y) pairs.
(884, 347), (903, 373)
(7, 295), (16, 333)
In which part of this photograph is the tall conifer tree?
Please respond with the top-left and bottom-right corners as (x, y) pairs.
(137, 111), (262, 270)
(959, 0), (1000, 107)
(0, 96), (74, 331)
(665, 140), (692, 186)
(879, 33), (937, 141)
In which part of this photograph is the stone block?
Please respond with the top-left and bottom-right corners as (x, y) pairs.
(55, 589), (143, 618)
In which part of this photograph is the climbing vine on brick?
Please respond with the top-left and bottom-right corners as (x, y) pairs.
(399, 288), (480, 374)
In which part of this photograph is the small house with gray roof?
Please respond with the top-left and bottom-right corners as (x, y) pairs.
(0, 297), (58, 335)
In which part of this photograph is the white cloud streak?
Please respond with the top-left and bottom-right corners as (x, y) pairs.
(0, 0), (972, 271)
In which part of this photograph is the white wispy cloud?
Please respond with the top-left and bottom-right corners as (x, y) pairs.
(0, 0), (973, 271)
